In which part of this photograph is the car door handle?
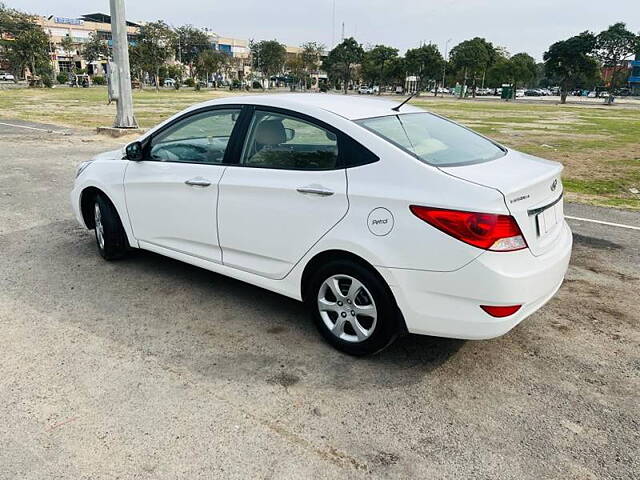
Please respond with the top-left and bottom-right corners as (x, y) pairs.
(296, 187), (334, 197)
(185, 177), (212, 187)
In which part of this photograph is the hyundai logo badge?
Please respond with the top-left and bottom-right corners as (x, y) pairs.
(550, 179), (558, 192)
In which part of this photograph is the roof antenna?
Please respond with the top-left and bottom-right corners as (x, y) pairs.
(392, 92), (418, 112)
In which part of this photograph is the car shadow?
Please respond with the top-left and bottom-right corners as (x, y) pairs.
(3, 220), (466, 390)
(119, 249), (467, 387)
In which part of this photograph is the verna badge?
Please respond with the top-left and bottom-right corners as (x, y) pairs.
(550, 179), (558, 192)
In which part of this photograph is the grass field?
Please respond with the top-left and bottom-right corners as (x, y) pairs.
(1, 86), (639, 209)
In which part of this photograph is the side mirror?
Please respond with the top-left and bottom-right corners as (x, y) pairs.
(284, 127), (295, 142)
(126, 141), (143, 161)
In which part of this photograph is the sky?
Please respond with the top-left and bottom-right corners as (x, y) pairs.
(9, 0), (640, 61)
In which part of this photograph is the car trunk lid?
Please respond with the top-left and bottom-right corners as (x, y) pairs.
(440, 150), (564, 256)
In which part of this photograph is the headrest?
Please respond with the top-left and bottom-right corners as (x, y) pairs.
(255, 119), (286, 146)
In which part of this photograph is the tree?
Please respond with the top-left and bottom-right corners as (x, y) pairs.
(507, 53), (538, 98)
(0, 4), (50, 81)
(405, 44), (443, 94)
(128, 43), (145, 87)
(59, 36), (75, 57)
(544, 32), (599, 103)
(484, 51), (537, 99)
(385, 56), (406, 88)
(195, 49), (228, 86)
(361, 45), (398, 93)
(82, 32), (110, 66)
(595, 22), (639, 104)
(449, 37), (495, 97)
(136, 20), (176, 91)
(322, 37), (364, 94)
(160, 63), (185, 83)
(300, 41), (324, 89)
(6, 28), (51, 82)
(285, 53), (305, 89)
(175, 25), (211, 79)
(0, 3), (34, 37)
(484, 48), (510, 88)
(250, 40), (287, 88)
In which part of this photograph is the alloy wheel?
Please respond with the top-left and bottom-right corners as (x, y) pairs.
(94, 203), (105, 250)
(317, 274), (378, 343)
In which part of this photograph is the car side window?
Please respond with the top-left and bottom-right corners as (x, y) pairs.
(241, 111), (339, 170)
(150, 109), (240, 164)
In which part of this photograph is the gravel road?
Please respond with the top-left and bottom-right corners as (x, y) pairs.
(0, 123), (638, 479)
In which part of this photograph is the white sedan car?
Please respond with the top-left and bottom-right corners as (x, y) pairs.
(71, 94), (572, 355)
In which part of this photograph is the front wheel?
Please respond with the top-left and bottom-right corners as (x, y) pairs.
(306, 260), (401, 356)
(93, 193), (129, 260)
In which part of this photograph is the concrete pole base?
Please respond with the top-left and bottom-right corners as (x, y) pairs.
(96, 126), (143, 138)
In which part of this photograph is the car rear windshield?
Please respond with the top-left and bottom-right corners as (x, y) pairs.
(356, 112), (506, 167)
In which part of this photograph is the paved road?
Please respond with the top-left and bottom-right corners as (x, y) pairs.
(1, 122), (638, 479)
(0, 118), (73, 135)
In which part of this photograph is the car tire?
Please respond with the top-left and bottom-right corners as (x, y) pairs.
(305, 260), (401, 356)
(93, 193), (129, 260)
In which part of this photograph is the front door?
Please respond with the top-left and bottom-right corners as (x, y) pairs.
(124, 108), (241, 262)
(218, 109), (348, 279)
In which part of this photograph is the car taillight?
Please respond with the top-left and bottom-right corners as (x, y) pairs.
(409, 206), (527, 252)
(480, 305), (522, 317)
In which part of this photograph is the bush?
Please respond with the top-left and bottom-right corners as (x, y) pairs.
(184, 78), (195, 88)
(92, 75), (106, 85)
(42, 75), (53, 88)
(252, 80), (263, 90)
(56, 72), (69, 85)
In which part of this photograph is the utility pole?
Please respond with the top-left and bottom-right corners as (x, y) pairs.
(441, 38), (452, 97)
(109, 0), (137, 128)
(331, 0), (336, 48)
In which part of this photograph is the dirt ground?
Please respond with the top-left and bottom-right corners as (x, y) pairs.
(0, 125), (638, 479)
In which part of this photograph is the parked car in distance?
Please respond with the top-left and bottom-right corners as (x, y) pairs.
(71, 94), (572, 355)
(358, 85), (374, 94)
(0, 72), (15, 81)
(515, 89), (526, 97)
(164, 78), (176, 87)
(524, 89), (542, 96)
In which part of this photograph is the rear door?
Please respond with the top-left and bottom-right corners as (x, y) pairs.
(217, 108), (348, 279)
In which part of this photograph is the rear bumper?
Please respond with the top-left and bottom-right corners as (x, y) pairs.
(380, 221), (572, 339)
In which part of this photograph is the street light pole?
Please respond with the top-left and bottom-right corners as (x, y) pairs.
(109, 0), (137, 128)
(441, 38), (452, 97)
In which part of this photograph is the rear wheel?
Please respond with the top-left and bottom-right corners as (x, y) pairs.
(306, 260), (400, 355)
(93, 193), (128, 260)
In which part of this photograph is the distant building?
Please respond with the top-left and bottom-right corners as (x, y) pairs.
(205, 31), (251, 80)
(25, 9), (327, 85)
(37, 13), (139, 76)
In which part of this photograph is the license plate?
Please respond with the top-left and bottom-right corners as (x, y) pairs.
(536, 200), (563, 236)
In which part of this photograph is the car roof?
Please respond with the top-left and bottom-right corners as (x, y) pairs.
(192, 93), (425, 121)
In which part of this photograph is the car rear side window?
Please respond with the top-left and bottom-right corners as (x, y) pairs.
(357, 113), (505, 167)
(241, 111), (339, 170)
